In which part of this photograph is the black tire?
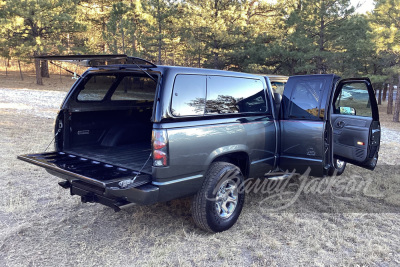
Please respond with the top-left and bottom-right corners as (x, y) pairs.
(191, 162), (245, 233)
(328, 158), (346, 176)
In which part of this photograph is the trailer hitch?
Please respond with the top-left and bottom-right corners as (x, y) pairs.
(81, 193), (95, 203)
(58, 180), (71, 189)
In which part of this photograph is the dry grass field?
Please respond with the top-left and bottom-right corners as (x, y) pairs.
(1, 71), (400, 266)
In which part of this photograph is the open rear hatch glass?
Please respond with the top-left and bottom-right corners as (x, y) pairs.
(17, 151), (151, 188)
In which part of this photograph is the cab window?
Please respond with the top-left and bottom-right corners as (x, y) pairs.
(206, 76), (267, 114)
(171, 75), (206, 116)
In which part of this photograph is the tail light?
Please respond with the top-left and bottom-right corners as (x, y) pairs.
(152, 129), (168, 167)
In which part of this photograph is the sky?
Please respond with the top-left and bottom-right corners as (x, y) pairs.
(350, 0), (376, 14)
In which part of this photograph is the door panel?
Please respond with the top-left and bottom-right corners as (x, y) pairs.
(280, 120), (325, 176)
(244, 116), (277, 178)
(331, 78), (380, 170)
(331, 114), (372, 162)
(279, 75), (337, 176)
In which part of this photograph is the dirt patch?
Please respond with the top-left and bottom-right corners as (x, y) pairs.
(0, 71), (75, 92)
(379, 101), (400, 132)
(0, 75), (400, 266)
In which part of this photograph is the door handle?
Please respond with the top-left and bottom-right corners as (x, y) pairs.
(336, 121), (345, 128)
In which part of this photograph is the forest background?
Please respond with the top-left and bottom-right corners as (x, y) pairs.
(0, 0), (399, 101)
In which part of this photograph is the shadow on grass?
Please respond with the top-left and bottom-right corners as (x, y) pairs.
(244, 164), (400, 214)
(76, 164), (400, 235)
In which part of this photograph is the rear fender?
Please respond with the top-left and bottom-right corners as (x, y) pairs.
(205, 145), (250, 172)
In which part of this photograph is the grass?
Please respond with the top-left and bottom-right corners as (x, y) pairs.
(0, 74), (400, 266)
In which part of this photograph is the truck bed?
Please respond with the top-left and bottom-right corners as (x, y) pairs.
(65, 143), (152, 174)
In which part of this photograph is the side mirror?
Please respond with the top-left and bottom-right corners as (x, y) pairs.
(339, 106), (356, 116)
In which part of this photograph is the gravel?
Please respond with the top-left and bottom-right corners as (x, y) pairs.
(0, 88), (67, 119)
(381, 127), (400, 144)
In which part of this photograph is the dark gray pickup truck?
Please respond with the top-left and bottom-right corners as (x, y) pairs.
(18, 55), (380, 232)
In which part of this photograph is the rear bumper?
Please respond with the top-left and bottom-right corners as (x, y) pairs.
(105, 183), (159, 205)
(47, 169), (159, 208)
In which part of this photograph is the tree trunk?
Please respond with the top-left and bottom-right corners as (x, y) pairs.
(394, 76), (400, 122)
(18, 60), (23, 81)
(213, 0), (220, 69)
(383, 83), (388, 102)
(113, 36), (118, 54)
(213, 39), (219, 69)
(157, 0), (162, 65)
(59, 63), (62, 83)
(378, 83), (382, 105)
(34, 52), (43, 85)
(317, 2), (326, 74)
(41, 60), (50, 78)
(67, 33), (70, 54)
(101, 4), (107, 53)
(132, 34), (137, 55)
(157, 29), (162, 64)
(121, 27), (126, 54)
(198, 49), (201, 68)
(387, 84), (394, 114)
(5, 58), (10, 77)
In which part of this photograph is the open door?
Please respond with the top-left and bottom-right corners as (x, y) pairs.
(279, 74), (338, 176)
(330, 78), (380, 170)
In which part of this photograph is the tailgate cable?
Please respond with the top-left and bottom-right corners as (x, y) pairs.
(118, 153), (152, 189)
(44, 128), (61, 152)
(49, 61), (81, 79)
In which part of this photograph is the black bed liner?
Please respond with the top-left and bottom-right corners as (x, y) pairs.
(65, 143), (152, 174)
(17, 150), (151, 188)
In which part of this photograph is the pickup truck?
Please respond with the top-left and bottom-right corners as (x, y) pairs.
(18, 55), (381, 232)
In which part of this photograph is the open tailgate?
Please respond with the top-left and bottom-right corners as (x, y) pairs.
(18, 151), (151, 188)
(18, 151), (159, 209)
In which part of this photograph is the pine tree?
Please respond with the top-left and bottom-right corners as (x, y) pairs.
(270, 0), (356, 75)
(0, 0), (84, 84)
(370, 0), (400, 120)
(141, 0), (178, 64)
(370, 0), (400, 77)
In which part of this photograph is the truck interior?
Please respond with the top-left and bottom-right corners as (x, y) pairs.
(267, 75), (288, 114)
(59, 72), (158, 174)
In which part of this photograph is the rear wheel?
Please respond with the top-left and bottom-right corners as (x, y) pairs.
(191, 162), (245, 233)
(328, 158), (346, 176)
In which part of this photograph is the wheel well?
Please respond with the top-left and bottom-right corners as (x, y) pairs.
(212, 152), (250, 178)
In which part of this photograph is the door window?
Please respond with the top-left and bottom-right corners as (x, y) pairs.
(334, 82), (372, 117)
(288, 79), (325, 120)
